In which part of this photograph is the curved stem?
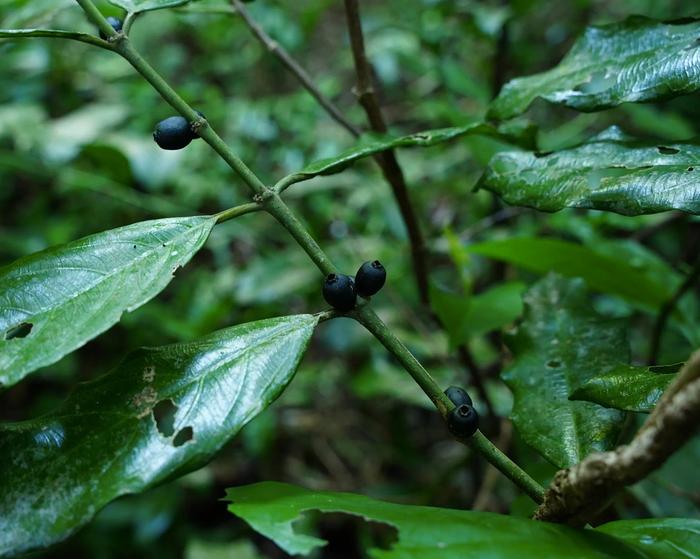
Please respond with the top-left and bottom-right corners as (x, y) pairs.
(231, 0), (361, 137)
(648, 257), (700, 365)
(214, 202), (262, 223)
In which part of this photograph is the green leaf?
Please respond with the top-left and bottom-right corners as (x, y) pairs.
(0, 216), (215, 388)
(108, 0), (191, 14)
(431, 282), (525, 348)
(570, 363), (680, 412)
(225, 481), (697, 558)
(0, 314), (318, 557)
(489, 16), (700, 120)
(467, 236), (673, 309)
(478, 127), (700, 216)
(597, 518), (700, 559)
(502, 274), (626, 467)
(277, 121), (536, 189)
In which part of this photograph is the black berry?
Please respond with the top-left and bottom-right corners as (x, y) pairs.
(445, 386), (473, 407)
(99, 17), (123, 39)
(153, 116), (193, 150)
(322, 274), (356, 312)
(447, 404), (479, 438)
(355, 260), (386, 297)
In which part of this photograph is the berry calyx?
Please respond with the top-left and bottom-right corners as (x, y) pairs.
(445, 386), (473, 407)
(355, 260), (386, 297)
(322, 274), (357, 312)
(99, 17), (123, 39)
(447, 404), (479, 438)
(153, 116), (193, 150)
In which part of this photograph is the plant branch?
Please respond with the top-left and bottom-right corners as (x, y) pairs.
(534, 348), (700, 525)
(214, 202), (262, 223)
(343, 0), (430, 307)
(72, 0), (538, 503)
(0, 29), (112, 49)
(231, 0), (361, 137)
(648, 257), (700, 365)
(352, 306), (545, 504)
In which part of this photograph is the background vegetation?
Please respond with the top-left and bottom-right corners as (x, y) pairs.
(1, 0), (699, 557)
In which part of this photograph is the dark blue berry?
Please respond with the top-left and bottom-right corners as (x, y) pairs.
(99, 17), (123, 39)
(445, 386), (473, 407)
(355, 260), (386, 297)
(153, 116), (193, 150)
(447, 404), (479, 438)
(322, 274), (356, 311)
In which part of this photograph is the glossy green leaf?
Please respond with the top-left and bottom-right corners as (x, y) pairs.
(597, 518), (700, 558)
(467, 236), (673, 309)
(479, 127), (700, 216)
(277, 121), (536, 189)
(226, 481), (698, 558)
(570, 363), (680, 412)
(0, 314), (318, 557)
(108, 0), (190, 14)
(502, 274), (626, 467)
(0, 216), (215, 388)
(431, 282), (525, 348)
(489, 16), (700, 120)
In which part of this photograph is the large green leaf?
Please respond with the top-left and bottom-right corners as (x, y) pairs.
(0, 216), (215, 388)
(502, 274), (626, 468)
(570, 364), (679, 412)
(597, 519), (700, 558)
(107, 0), (190, 13)
(467, 237), (673, 309)
(0, 314), (318, 557)
(226, 482), (699, 558)
(489, 16), (700, 120)
(431, 281), (525, 348)
(275, 121), (535, 190)
(478, 127), (700, 216)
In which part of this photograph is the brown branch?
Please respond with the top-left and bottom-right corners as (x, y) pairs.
(342, 0), (430, 307)
(230, 0), (361, 137)
(533, 349), (700, 525)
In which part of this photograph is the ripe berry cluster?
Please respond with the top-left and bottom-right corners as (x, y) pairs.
(444, 386), (479, 437)
(322, 260), (387, 312)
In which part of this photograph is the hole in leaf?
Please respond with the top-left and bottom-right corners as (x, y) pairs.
(657, 146), (679, 155)
(173, 426), (194, 447)
(4, 322), (33, 340)
(688, 167), (695, 172)
(298, 511), (399, 555)
(586, 167), (631, 188)
(153, 399), (178, 437)
(547, 360), (561, 368)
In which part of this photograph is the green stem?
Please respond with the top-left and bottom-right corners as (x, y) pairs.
(0, 29), (112, 50)
(265, 194), (336, 276)
(352, 306), (545, 504)
(214, 202), (261, 223)
(73, 0), (542, 504)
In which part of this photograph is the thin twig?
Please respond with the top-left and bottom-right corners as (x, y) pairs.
(230, 0), (361, 137)
(342, 0), (495, 418)
(648, 257), (700, 365)
(473, 419), (513, 511)
(343, 0), (430, 307)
